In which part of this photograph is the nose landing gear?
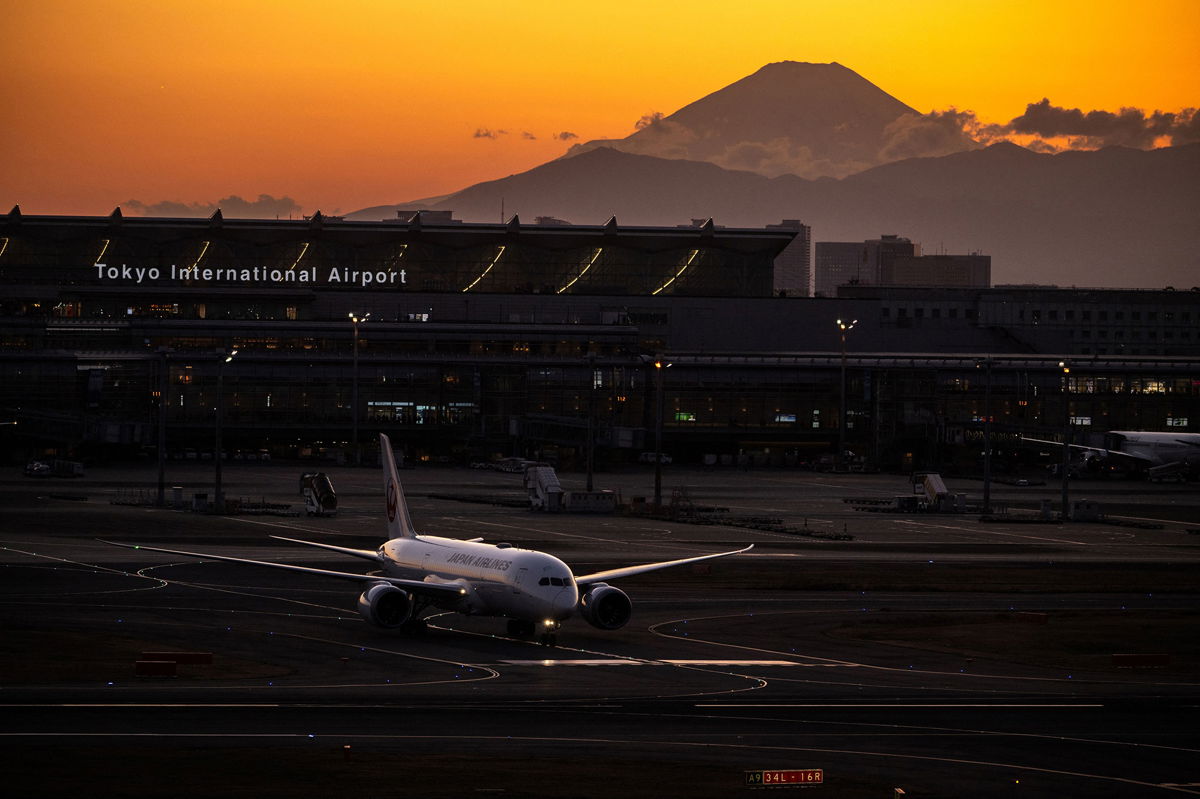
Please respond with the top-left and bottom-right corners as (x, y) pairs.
(506, 618), (560, 647)
(538, 619), (561, 647)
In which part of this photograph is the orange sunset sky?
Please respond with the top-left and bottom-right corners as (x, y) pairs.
(3, 0), (1198, 217)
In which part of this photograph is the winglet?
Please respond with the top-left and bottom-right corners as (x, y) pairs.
(380, 433), (417, 539)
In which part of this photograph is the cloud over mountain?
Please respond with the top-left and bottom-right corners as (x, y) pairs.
(122, 194), (303, 218)
(1005, 99), (1200, 149)
(923, 100), (1200, 153)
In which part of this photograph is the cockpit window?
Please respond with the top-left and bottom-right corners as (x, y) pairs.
(539, 576), (569, 587)
(538, 577), (550, 586)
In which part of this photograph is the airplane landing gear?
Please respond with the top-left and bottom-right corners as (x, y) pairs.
(401, 617), (428, 635)
(506, 619), (559, 646)
(538, 621), (561, 647)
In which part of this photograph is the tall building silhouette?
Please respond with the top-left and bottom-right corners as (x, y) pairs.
(765, 219), (812, 296)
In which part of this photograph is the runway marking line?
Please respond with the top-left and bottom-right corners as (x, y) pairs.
(697, 703), (1104, 709)
(226, 517), (330, 535)
(4, 704), (282, 708)
(894, 519), (1088, 545)
(498, 659), (813, 667)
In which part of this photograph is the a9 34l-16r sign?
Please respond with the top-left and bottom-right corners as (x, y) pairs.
(745, 769), (824, 787)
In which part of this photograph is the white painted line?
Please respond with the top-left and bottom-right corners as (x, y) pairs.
(662, 660), (801, 666)
(497, 659), (847, 667)
(37, 704), (281, 708)
(698, 703), (1104, 709)
(499, 659), (644, 666)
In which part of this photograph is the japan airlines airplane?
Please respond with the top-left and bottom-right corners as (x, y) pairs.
(1022, 431), (1200, 479)
(105, 434), (750, 645)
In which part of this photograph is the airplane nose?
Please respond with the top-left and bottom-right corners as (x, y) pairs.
(552, 586), (579, 619)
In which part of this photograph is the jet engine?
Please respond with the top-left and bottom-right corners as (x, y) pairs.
(357, 583), (413, 629)
(577, 583), (632, 630)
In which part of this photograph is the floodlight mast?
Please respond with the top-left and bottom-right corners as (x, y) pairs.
(1060, 360), (1071, 519)
(214, 348), (238, 513)
(350, 312), (371, 465)
(836, 319), (857, 468)
(653, 358), (671, 508)
(976, 357), (994, 515)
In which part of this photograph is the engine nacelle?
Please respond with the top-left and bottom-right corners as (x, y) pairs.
(577, 583), (632, 630)
(357, 583), (413, 629)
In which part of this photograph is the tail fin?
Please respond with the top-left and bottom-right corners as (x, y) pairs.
(380, 433), (417, 539)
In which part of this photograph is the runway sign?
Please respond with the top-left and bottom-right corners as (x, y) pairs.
(745, 769), (823, 788)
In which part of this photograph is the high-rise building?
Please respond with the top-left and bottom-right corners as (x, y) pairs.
(816, 235), (976, 295)
(765, 219), (812, 296)
(866, 234), (919, 282)
(814, 241), (868, 297)
(883, 254), (991, 287)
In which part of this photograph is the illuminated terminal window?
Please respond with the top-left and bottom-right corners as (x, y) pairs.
(367, 400), (413, 423)
(1167, 417), (1189, 427)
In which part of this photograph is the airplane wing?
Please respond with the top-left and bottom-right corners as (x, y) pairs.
(269, 535), (381, 562)
(573, 545), (753, 586)
(1018, 436), (1152, 465)
(99, 539), (467, 600)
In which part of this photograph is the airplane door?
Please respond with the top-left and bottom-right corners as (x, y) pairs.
(513, 567), (527, 594)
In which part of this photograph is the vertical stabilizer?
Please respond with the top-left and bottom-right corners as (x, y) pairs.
(380, 434), (417, 539)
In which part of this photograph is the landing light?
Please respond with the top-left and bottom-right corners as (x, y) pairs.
(542, 619), (555, 628)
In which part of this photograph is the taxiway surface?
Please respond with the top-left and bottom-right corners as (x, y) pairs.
(2, 463), (1198, 797)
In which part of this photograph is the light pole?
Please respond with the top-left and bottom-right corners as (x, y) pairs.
(1060, 360), (1071, 520)
(977, 357), (994, 515)
(653, 358), (670, 508)
(214, 348), (238, 514)
(836, 318), (857, 467)
(586, 355), (597, 492)
(155, 347), (172, 507)
(349, 312), (370, 466)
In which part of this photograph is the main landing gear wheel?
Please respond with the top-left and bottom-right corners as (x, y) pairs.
(401, 617), (428, 635)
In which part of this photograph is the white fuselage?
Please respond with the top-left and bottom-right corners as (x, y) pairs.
(380, 535), (579, 622)
(1109, 432), (1200, 466)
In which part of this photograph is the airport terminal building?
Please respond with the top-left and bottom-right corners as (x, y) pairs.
(1, 207), (1198, 472)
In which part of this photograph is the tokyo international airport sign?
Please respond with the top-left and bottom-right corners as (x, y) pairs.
(94, 263), (407, 289)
